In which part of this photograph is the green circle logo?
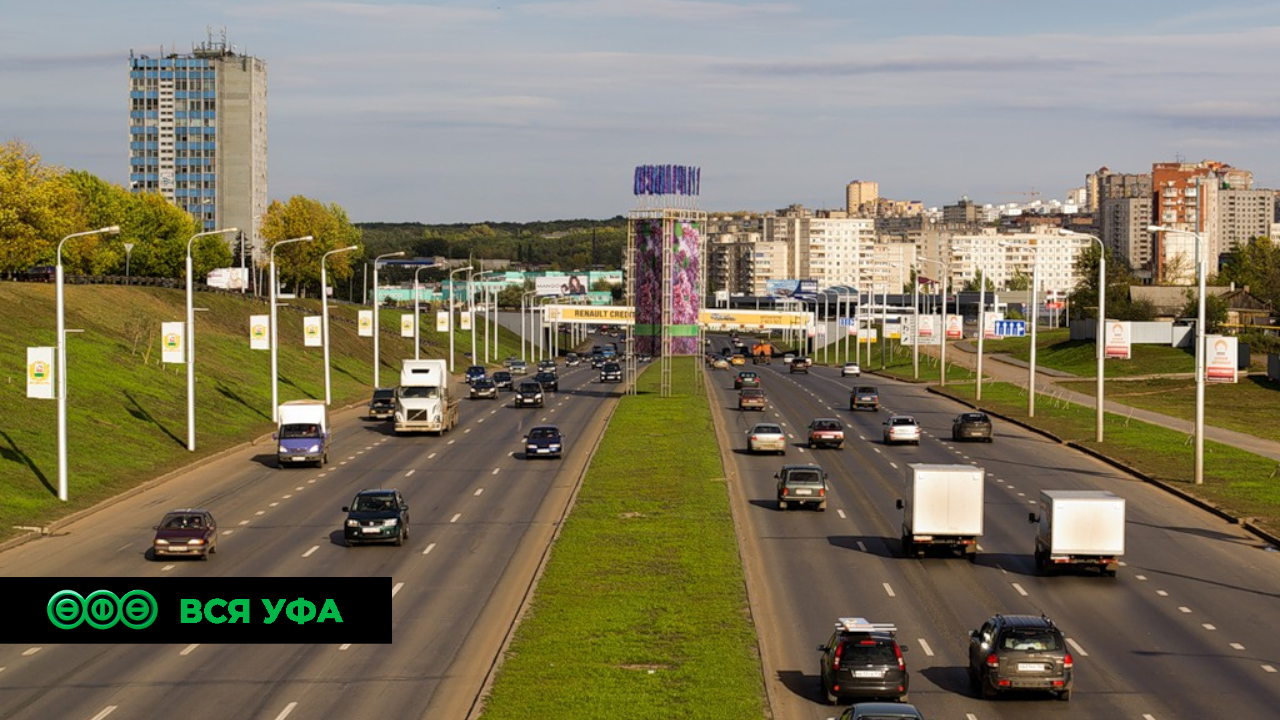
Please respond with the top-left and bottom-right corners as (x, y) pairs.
(46, 589), (158, 630)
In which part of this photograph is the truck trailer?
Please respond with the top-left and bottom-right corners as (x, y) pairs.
(394, 359), (459, 434)
(897, 463), (985, 560)
(1029, 490), (1126, 576)
(275, 399), (330, 468)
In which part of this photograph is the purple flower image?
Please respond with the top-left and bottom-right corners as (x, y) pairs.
(630, 217), (701, 356)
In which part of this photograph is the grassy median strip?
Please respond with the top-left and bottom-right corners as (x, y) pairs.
(479, 362), (768, 720)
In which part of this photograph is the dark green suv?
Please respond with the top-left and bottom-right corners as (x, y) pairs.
(775, 464), (828, 511)
(968, 613), (1073, 701)
(343, 489), (409, 547)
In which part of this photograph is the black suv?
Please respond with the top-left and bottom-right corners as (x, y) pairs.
(514, 380), (545, 408)
(789, 356), (812, 373)
(968, 614), (1073, 701)
(599, 362), (623, 383)
(534, 371), (559, 392)
(342, 489), (409, 547)
(366, 387), (396, 420)
(818, 618), (910, 704)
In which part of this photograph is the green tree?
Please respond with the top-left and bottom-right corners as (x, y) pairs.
(1068, 243), (1142, 321)
(0, 141), (81, 274)
(261, 196), (364, 297)
(1181, 290), (1229, 335)
(961, 270), (995, 293)
(1218, 237), (1280, 310)
(1005, 270), (1030, 291)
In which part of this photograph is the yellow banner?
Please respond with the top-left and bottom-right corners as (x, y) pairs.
(698, 310), (810, 330)
(543, 305), (636, 324)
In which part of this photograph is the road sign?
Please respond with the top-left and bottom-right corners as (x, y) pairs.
(995, 320), (1026, 337)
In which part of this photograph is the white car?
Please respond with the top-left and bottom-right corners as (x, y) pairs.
(841, 362), (861, 377)
(747, 423), (787, 455)
(883, 415), (921, 445)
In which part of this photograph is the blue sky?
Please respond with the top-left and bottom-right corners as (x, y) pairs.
(3, 1), (1278, 223)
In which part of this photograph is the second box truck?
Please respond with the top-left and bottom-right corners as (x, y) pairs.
(1028, 489), (1125, 576)
(897, 463), (985, 560)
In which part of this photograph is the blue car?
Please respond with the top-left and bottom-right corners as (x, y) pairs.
(464, 365), (487, 384)
(523, 425), (564, 459)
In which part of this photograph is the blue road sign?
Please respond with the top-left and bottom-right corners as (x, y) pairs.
(995, 320), (1026, 337)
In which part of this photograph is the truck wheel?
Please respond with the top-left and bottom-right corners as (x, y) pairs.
(1034, 549), (1046, 573)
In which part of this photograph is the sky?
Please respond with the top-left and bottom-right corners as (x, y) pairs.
(4, 1), (1279, 224)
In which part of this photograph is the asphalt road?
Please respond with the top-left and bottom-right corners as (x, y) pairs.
(0, 360), (620, 720)
(708, 353), (1280, 720)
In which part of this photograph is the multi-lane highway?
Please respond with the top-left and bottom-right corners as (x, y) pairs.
(708, 350), (1280, 720)
(0, 360), (619, 720)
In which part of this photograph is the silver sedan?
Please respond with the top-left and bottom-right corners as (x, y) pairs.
(747, 423), (787, 455)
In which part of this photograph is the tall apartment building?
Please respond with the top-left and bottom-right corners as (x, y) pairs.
(1150, 160), (1252, 283)
(1204, 185), (1275, 256)
(128, 32), (267, 256)
(846, 181), (879, 216)
(808, 215), (875, 289)
(1096, 171), (1154, 276)
(948, 229), (1086, 297)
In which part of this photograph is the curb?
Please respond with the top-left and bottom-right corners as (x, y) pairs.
(925, 386), (1280, 549)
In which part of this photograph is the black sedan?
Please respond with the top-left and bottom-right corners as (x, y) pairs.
(470, 377), (499, 400)
(523, 425), (564, 458)
(534, 371), (559, 392)
(951, 412), (994, 442)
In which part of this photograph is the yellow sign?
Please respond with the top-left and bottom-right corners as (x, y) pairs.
(543, 305), (636, 324)
(698, 310), (810, 330)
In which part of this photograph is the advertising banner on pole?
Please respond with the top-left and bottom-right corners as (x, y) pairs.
(161, 322), (185, 364)
(401, 314), (415, 338)
(698, 309), (809, 331)
(544, 305), (636, 325)
(945, 314), (963, 341)
(1104, 319), (1131, 360)
(460, 310), (471, 331)
(1205, 335), (1238, 383)
(983, 312), (1005, 339)
(437, 311), (449, 332)
(249, 315), (269, 350)
(303, 317), (322, 347)
(357, 310), (373, 337)
(918, 315), (937, 344)
(26, 347), (54, 399)
(858, 329), (879, 344)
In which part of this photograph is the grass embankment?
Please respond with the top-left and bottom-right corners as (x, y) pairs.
(0, 283), (516, 544)
(479, 362), (768, 720)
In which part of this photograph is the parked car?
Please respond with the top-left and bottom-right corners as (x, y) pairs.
(883, 415), (921, 445)
(464, 365), (487, 384)
(738, 387), (767, 411)
(837, 702), (926, 720)
(968, 614), (1073, 701)
(491, 370), (514, 390)
(469, 377), (499, 400)
(776, 464), (828, 511)
(851, 385), (880, 411)
(841, 362), (862, 378)
(952, 412), (993, 442)
(342, 489), (409, 547)
(807, 418), (846, 449)
(366, 387), (396, 420)
(599, 362), (623, 383)
(789, 356), (812, 373)
(747, 423), (787, 454)
(818, 617), (910, 704)
(734, 371), (761, 389)
(534, 371), (559, 392)
(152, 509), (218, 560)
(523, 425), (564, 458)
(514, 380), (544, 408)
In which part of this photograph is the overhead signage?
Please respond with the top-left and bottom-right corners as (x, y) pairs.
(765, 279), (817, 302)
(994, 320), (1026, 337)
(699, 310), (810, 330)
(543, 305), (636, 325)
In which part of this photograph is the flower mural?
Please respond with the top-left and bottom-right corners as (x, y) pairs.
(630, 217), (701, 356)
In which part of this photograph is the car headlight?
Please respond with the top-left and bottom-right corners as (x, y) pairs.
(307, 444), (320, 453)
(154, 539), (169, 546)
(383, 518), (399, 526)
(549, 444), (561, 450)
(346, 520), (360, 528)
(188, 538), (205, 546)
(278, 445), (288, 453)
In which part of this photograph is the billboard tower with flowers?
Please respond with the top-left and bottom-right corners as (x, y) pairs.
(628, 165), (707, 396)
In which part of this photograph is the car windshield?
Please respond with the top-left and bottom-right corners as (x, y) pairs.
(354, 495), (396, 512)
(474, 380), (494, 388)
(279, 423), (321, 439)
(519, 383), (541, 392)
(857, 387), (876, 394)
(962, 414), (988, 422)
(400, 386), (439, 399)
(754, 425), (782, 434)
(891, 418), (915, 426)
(163, 514), (204, 529)
(528, 428), (559, 440)
(372, 390), (395, 400)
(814, 421), (841, 431)
(1002, 629), (1062, 651)
(786, 470), (822, 485)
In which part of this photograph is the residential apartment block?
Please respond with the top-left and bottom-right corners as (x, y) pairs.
(128, 32), (267, 255)
(947, 229), (1087, 299)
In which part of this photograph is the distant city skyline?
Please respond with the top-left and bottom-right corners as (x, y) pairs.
(3, 1), (1278, 223)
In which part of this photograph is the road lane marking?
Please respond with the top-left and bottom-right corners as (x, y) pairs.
(221, 530), (234, 536)
(882, 583), (895, 597)
(428, 452), (437, 459)
(269, 502), (279, 508)
(22, 648), (41, 656)
(1203, 624), (1216, 630)
(1264, 665), (1277, 673)
(492, 468), (501, 475)
(88, 707), (117, 720)
(917, 638), (934, 656)
(1135, 574), (1147, 580)
(474, 488), (484, 496)
(856, 541), (867, 552)
(423, 542), (436, 556)
(889, 462), (898, 470)
(1066, 637), (1089, 657)
(1231, 642), (1245, 650)
(1178, 606), (1192, 613)
(295, 486), (305, 491)
(837, 509), (847, 519)
(239, 520), (250, 526)
(339, 644), (351, 650)
(465, 428), (472, 433)
(1157, 590), (1169, 596)
(1012, 583), (1028, 597)
(180, 644), (199, 656)
(448, 440), (456, 445)
(162, 565), (176, 571)
(302, 546), (319, 558)
(282, 494), (293, 499)
(392, 582), (404, 597)
(256, 511), (265, 516)
(308, 479), (316, 484)
(451, 514), (461, 523)
(405, 469), (415, 477)
(272, 702), (298, 720)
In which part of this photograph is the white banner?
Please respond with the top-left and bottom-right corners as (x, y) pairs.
(437, 311), (449, 332)
(859, 329), (879, 344)
(1205, 335), (1238, 383)
(401, 314), (415, 338)
(303, 316), (323, 347)
(161, 322), (185, 364)
(460, 310), (472, 331)
(250, 315), (270, 350)
(358, 310), (373, 338)
(983, 312), (1005, 340)
(1104, 319), (1131, 360)
(207, 267), (248, 290)
(26, 347), (54, 399)
(535, 275), (588, 297)
(945, 314), (963, 341)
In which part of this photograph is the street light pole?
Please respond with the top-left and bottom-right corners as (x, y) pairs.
(269, 236), (314, 422)
(186, 227), (238, 451)
(372, 251), (405, 388)
(917, 257), (948, 385)
(469, 267), (478, 364)
(1150, 225), (1205, 485)
(447, 266), (473, 373)
(322, 245), (359, 405)
(56, 225), (120, 501)
(1001, 240), (1041, 416)
(413, 265), (429, 361)
(1062, 230), (1106, 442)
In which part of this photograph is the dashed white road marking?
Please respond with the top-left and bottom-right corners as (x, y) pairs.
(1012, 583), (1028, 597)
(423, 542), (436, 556)
(917, 638), (934, 657)
(888, 462), (898, 470)
(1066, 637), (1089, 657)
(308, 479), (316, 484)
(22, 648), (41, 657)
(405, 469), (416, 477)
(1230, 642), (1245, 650)
(88, 707), (117, 720)
(450, 514), (461, 523)
(837, 509), (847, 519)
(271, 702), (298, 720)
(239, 520), (250, 526)
(302, 546), (319, 558)
(1264, 665), (1277, 673)
(448, 440), (456, 445)
(269, 502), (279, 508)
(882, 583), (896, 598)
(492, 468), (500, 475)
(1178, 606), (1192, 614)
(474, 488), (484, 497)
(221, 530), (234, 537)
(856, 541), (867, 552)
(180, 644), (199, 656)
(162, 564), (176, 571)
(1157, 590), (1169, 596)
(339, 644), (351, 651)
(256, 511), (265, 516)
(1203, 624), (1216, 630)
(465, 428), (472, 433)
(392, 582), (404, 597)
(295, 486), (305, 491)
(282, 494), (293, 499)
(428, 452), (437, 459)
(1135, 574), (1147, 581)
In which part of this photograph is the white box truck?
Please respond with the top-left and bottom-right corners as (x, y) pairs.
(275, 399), (330, 468)
(394, 359), (459, 434)
(896, 463), (985, 560)
(1028, 490), (1126, 577)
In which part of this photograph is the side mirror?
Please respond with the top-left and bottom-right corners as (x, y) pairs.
(816, 644), (828, 652)
(272, 432), (278, 440)
(969, 630), (980, 641)
(773, 473), (780, 479)
(1028, 512), (1039, 524)
(898, 644), (910, 652)
(896, 499), (904, 510)
(342, 506), (350, 513)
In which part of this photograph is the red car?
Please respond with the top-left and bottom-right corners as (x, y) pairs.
(152, 509), (218, 560)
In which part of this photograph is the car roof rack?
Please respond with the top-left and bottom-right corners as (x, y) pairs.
(835, 617), (897, 635)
